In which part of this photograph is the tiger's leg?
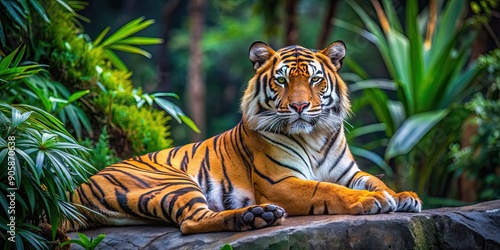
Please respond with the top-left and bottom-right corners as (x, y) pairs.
(348, 171), (422, 212)
(255, 177), (397, 216)
(146, 182), (285, 234)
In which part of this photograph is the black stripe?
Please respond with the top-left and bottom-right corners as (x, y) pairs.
(175, 197), (207, 221)
(346, 171), (360, 188)
(308, 205), (315, 215)
(265, 153), (307, 178)
(336, 161), (355, 183)
(261, 133), (308, 167)
(192, 141), (202, 156)
(101, 174), (129, 191)
(180, 151), (189, 172)
(116, 189), (141, 217)
(328, 142), (347, 174)
(254, 167), (295, 184)
(317, 131), (341, 168)
(311, 181), (321, 197)
(105, 169), (151, 188)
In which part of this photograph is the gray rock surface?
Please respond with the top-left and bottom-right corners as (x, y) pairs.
(68, 200), (500, 249)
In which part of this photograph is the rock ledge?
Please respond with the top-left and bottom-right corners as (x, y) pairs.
(68, 200), (500, 249)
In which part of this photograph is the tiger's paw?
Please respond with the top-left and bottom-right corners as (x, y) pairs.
(394, 191), (422, 212)
(241, 204), (285, 229)
(348, 190), (397, 215)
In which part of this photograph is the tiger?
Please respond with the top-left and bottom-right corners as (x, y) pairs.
(67, 41), (422, 234)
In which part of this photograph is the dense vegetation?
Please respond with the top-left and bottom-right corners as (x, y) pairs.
(0, 0), (195, 248)
(0, 0), (498, 249)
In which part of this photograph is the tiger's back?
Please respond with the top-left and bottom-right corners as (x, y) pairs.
(68, 41), (421, 234)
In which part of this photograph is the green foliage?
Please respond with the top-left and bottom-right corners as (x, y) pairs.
(1, 0), (196, 249)
(80, 126), (120, 171)
(338, 0), (491, 204)
(221, 244), (234, 250)
(60, 232), (106, 250)
(1, 47), (93, 140)
(0, 103), (94, 249)
(0, 0), (50, 48)
(93, 17), (163, 71)
(0, 45), (46, 83)
(449, 94), (500, 201)
(112, 103), (172, 154)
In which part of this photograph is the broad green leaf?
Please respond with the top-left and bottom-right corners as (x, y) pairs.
(431, 0), (465, 60)
(78, 232), (91, 246)
(381, 0), (403, 33)
(385, 109), (448, 159)
(346, 123), (386, 141)
(386, 30), (411, 111)
(348, 79), (396, 92)
(345, 0), (395, 77)
(406, 0), (424, 113)
(364, 88), (394, 136)
(351, 146), (393, 177)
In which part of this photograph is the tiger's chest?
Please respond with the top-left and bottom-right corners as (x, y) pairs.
(258, 130), (347, 182)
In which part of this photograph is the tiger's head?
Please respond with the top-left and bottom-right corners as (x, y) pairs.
(241, 41), (350, 135)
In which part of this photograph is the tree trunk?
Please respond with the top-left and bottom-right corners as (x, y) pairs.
(158, 0), (182, 92)
(187, 0), (207, 141)
(284, 0), (299, 45)
(317, 0), (340, 49)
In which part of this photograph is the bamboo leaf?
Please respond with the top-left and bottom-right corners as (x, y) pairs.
(29, 0), (50, 23)
(180, 115), (201, 133)
(118, 36), (163, 45)
(0, 46), (19, 70)
(104, 50), (128, 71)
(67, 90), (89, 103)
(108, 44), (152, 58)
(93, 26), (110, 46)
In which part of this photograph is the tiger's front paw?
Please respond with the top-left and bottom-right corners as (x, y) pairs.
(241, 204), (285, 229)
(348, 190), (397, 215)
(394, 191), (422, 212)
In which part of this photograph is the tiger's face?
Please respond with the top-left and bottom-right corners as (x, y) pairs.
(241, 41), (350, 135)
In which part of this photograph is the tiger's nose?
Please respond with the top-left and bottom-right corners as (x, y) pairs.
(289, 102), (310, 113)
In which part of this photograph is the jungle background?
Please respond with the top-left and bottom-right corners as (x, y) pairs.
(1, 0), (499, 249)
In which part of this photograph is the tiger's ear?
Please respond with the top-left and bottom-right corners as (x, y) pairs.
(320, 41), (346, 70)
(249, 41), (275, 71)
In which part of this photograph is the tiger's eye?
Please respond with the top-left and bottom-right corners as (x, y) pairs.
(276, 77), (286, 84)
(311, 76), (320, 82)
